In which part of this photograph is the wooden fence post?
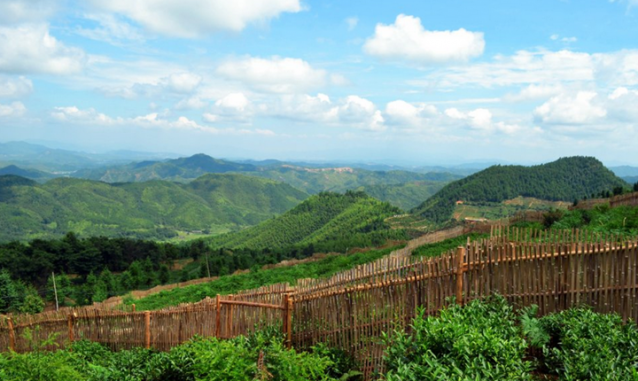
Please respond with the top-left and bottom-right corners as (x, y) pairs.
(215, 294), (221, 338)
(226, 295), (234, 338)
(456, 246), (466, 306)
(132, 304), (136, 312)
(7, 317), (15, 352)
(144, 311), (151, 349)
(282, 294), (293, 348)
(67, 314), (75, 346)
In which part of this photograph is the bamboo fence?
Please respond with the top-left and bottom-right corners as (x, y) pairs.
(2, 225), (638, 380)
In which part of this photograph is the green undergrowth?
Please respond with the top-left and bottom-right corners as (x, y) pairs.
(130, 245), (400, 310)
(0, 329), (358, 381)
(411, 233), (488, 258)
(514, 204), (638, 238)
(383, 296), (638, 381)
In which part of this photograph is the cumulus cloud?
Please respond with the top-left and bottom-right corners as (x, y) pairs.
(534, 91), (607, 125)
(0, 76), (33, 98)
(267, 93), (384, 131)
(363, 14), (485, 65)
(0, 25), (86, 75)
(444, 107), (521, 134)
(88, 0), (302, 38)
(0, 0), (58, 24)
(204, 92), (254, 124)
(217, 56), (332, 93)
(384, 100), (437, 127)
(0, 101), (26, 117)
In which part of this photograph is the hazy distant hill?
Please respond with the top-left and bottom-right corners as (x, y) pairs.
(0, 141), (178, 172)
(624, 176), (638, 185)
(74, 153), (257, 182)
(610, 165), (638, 178)
(0, 165), (55, 181)
(209, 191), (405, 250)
(0, 174), (307, 241)
(412, 157), (628, 223)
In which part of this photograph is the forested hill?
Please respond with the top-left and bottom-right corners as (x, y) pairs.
(208, 191), (407, 251)
(411, 157), (628, 223)
(73, 154), (257, 182)
(0, 174), (307, 241)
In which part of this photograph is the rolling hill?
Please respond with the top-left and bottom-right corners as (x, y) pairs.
(0, 174), (308, 241)
(411, 157), (629, 224)
(208, 191), (407, 251)
(72, 154), (460, 210)
(74, 154), (257, 182)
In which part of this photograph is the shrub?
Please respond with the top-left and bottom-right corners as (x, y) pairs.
(383, 296), (533, 380)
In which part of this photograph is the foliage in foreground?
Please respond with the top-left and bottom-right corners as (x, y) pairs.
(383, 297), (638, 381)
(383, 296), (533, 381)
(0, 330), (346, 381)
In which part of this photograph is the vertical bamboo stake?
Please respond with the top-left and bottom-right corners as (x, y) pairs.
(215, 294), (221, 338)
(68, 314), (75, 345)
(7, 317), (15, 352)
(226, 295), (234, 338)
(144, 311), (151, 349)
(456, 246), (465, 305)
(282, 294), (293, 348)
(132, 304), (136, 312)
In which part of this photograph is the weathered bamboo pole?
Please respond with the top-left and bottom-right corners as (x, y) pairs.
(215, 294), (221, 338)
(7, 317), (15, 352)
(456, 246), (466, 305)
(67, 314), (74, 345)
(144, 311), (151, 349)
(283, 294), (293, 348)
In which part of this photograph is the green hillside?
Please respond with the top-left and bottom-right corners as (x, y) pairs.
(356, 181), (446, 210)
(209, 191), (407, 250)
(0, 174), (307, 241)
(250, 166), (459, 195)
(412, 157), (629, 224)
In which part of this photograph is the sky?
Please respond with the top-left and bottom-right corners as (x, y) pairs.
(1, 0), (638, 166)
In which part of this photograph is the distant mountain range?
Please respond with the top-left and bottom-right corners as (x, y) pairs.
(0, 141), (177, 172)
(412, 157), (629, 223)
(0, 173), (307, 241)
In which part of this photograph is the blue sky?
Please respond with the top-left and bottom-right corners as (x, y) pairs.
(1, 0), (638, 165)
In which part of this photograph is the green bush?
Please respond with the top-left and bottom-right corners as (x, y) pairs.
(524, 307), (638, 380)
(383, 296), (533, 381)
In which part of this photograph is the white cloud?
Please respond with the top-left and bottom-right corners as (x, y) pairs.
(101, 71), (202, 99)
(217, 56), (331, 93)
(204, 92), (257, 124)
(268, 93), (384, 131)
(444, 107), (521, 134)
(363, 14), (485, 64)
(0, 101), (26, 117)
(534, 91), (607, 125)
(424, 50), (593, 89)
(346, 17), (358, 31)
(166, 73), (202, 94)
(0, 76), (33, 98)
(551, 34), (577, 43)
(0, 0), (57, 24)
(50, 105), (268, 135)
(89, 0), (302, 38)
(384, 100), (437, 127)
(503, 84), (564, 102)
(0, 25), (86, 75)
(76, 13), (146, 44)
